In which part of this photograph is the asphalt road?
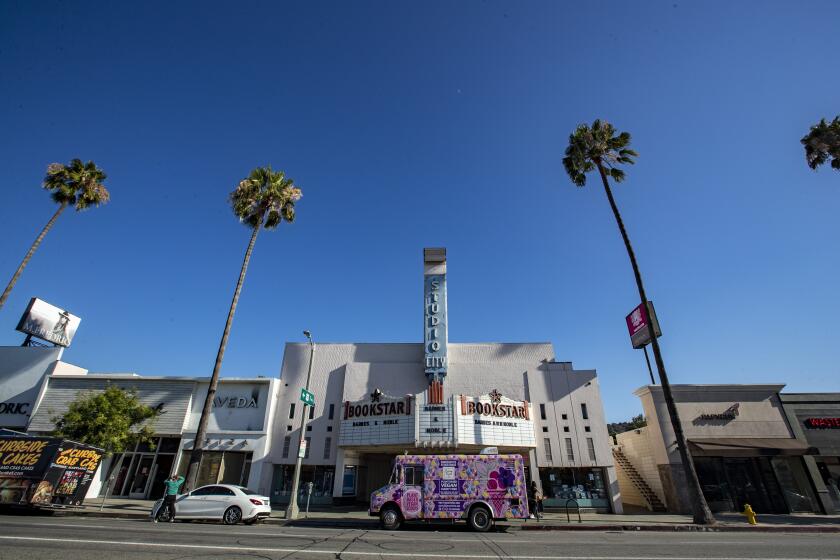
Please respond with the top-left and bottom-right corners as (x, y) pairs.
(1, 514), (839, 560)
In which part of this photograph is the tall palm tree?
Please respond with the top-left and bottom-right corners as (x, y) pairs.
(563, 119), (715, 525)
(0, 159), (110, 311)
(801, 116), (840, 172)
(185, 166), (302, 490)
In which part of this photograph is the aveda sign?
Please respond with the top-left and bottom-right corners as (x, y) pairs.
(213, 396), (259, 409)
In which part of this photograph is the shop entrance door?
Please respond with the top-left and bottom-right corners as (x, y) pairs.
(128, 455), (155, 499)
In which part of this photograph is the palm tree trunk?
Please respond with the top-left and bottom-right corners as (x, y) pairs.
(0, 202), (67, 311)
(595, 162), (715, 525)
(185, 221), (262, 491)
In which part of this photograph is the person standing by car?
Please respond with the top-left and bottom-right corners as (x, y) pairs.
(157, 475), (184, 522)
(528, 480), (543, 520)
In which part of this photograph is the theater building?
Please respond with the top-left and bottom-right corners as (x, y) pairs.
(268, 249), (621, 512)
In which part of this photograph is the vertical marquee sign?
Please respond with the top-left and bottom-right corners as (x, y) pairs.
(424, 248), (448, 404)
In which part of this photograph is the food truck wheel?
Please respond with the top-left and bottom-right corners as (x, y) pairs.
(380, 506), (402, 530)
(468, 505), (492, 532)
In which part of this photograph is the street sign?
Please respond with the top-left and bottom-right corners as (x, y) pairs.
(298, 439), (307, 458)
(626, 301), (662, 349)
(300, 388), (315, 406)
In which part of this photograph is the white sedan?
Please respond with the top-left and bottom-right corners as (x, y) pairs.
(151, 484), (271, 525)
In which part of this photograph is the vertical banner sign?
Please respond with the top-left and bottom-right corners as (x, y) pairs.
(424, 274), (448, 377)
(625, 301), (662, 349)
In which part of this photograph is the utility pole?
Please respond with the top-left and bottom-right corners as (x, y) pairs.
(285, 330), (315, 520)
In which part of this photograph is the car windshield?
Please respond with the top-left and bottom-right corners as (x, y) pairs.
(238, 487), (259, 495)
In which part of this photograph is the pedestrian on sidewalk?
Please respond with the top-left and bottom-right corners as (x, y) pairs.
(528, 480), (543, 520)
(157, 474), (184, 523)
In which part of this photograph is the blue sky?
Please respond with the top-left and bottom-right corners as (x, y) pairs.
(1, 1), (838, 422)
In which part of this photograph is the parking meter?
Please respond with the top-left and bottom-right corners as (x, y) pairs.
(305, 482), (314, 517)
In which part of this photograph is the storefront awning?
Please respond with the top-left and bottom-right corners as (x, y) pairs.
(688, 438), (817, 457)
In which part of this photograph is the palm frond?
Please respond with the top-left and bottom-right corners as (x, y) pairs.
(229, 166), (302, 230)
(562, 119), (637, 187)
(801, 116), (840, 172)
(43, 159), (110, 210)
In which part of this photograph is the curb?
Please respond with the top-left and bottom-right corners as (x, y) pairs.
(518, 523), (840, 533)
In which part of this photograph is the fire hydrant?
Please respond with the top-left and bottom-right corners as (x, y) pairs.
(741, 503), (757, 525)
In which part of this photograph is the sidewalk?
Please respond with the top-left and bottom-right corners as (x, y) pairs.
(35, 498), (840, 533)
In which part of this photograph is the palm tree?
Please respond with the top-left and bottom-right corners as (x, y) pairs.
(185, 166), (302, 490)
(0, 159), (110, 312)
(801, 116), (840, 172)
(563, 119), (715, 525)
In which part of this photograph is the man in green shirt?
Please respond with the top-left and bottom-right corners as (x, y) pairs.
(158, 475), (184, 522)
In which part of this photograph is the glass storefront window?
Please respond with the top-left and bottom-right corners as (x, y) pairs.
(270, 465), (335, 501)
(816, 458), (840, 510)
(176, 451), (253, 488)
(197, 452), (223, 485)
(694, 457), (735, 512)
(539, 467), (609, 508)
(219, 452), (246, 485)
(771, 457), (819, 513)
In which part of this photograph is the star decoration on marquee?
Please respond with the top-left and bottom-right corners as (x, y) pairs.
(370, 388), (383, 402)
(489, 389), (503, 404)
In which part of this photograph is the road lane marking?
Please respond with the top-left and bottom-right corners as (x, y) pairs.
(0, 520), (534, 543)
(0, 535), (837, 559)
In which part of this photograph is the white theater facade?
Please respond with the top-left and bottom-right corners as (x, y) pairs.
(268, 249), (621, 512)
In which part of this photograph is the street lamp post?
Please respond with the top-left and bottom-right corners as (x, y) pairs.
(285, 330), (315, 520)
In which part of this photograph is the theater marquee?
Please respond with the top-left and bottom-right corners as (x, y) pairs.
(339, 392), (414, 447)
(457, 391), (536, 447)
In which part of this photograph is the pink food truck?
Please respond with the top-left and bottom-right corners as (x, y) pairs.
(369, 453), (529, 532)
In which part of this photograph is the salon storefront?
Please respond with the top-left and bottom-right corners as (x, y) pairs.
(620, 384), (823, 514)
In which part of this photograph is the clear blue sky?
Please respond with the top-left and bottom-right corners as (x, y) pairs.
(1, 1), (838, 422)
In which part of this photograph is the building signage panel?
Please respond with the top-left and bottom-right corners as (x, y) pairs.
(16, 298), (81, 348)
(339, 392), (415, 447)
(0, 402), (30, 415)
(424, 274), (448, 376)
(626, 301), (661, 350)
(697, 403), (740, 421)
(212, 396), (259, 409)
(418, 395), (454, 443)
(804, 417), (840, 429)
(456, 392), (536, 448)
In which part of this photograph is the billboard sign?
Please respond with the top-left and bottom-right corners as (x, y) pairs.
(626, 301), (661, 349)
(0, 436), (103, 507)
(16, 298), (81, 347)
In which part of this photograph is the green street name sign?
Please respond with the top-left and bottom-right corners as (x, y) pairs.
(300, 388), (315, 406)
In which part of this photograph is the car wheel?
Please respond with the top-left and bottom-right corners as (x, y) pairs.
(223, 506), (242, 525)
(380, 506), (402, 530)
(468, 505), (492, 532)
(156, 506), (171, 523)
